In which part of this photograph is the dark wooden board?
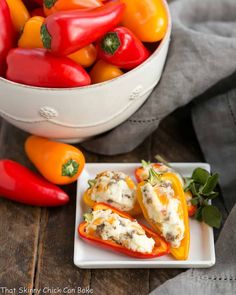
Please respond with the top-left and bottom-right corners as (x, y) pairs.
(0, 106), (227, 295)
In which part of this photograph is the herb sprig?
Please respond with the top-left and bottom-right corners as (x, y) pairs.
(184, 167), (222, 228)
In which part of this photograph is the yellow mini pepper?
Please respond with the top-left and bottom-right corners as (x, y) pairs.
(6, 0), (30, 34)
(18, 16), (44, 49)
(90, 60), (123, 84)
(136, 172), (190, 260)
(68, 44), (97, 68)
(121, 0), (168, 42)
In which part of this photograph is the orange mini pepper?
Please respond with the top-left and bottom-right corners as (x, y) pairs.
(136, 172), (190, 260)
(25, 136), (85, 185)
(6, 0), (30, 34)
(90, 60), (123, 84)
(43, 0), (103, 16)
(121, 0), (168, 42)
(68, 44), (97, 68)
(18, 16), (44, 49)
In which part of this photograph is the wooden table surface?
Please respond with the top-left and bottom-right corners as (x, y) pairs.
(0, 107), (227, 295)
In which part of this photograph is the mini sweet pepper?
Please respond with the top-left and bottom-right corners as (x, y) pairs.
(40, 1), (125, 55)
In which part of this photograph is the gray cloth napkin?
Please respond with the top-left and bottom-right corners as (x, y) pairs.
(82, 0), (236, 155)
(192, 88), (236, 212)
(150, 204), (236, 295)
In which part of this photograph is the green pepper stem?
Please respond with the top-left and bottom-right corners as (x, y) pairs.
(62, 159), (79, 178)
(101, 32), (121, 55)
(40, 24), (52, 49)
(44, 0), (57, 9)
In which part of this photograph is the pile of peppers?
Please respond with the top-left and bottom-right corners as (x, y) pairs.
(0, 0), (169, 87)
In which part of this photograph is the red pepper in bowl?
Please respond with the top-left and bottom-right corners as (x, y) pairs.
(6, 48), (91, 87)
(98, 26), (150, 70)
(40, 1), (125, 55)
(0, 159), (69, 206)
(0, 0), (13, 76)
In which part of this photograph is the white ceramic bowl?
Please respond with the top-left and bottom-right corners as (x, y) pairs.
(0, 4), (171, 143)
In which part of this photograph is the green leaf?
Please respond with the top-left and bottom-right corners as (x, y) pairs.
(201, 173), (219, 195)
(194, 207), (203, 222)
(190, 182), (198, 196)
(202, 205), (222, 228)
(191, 197), (199, 206)
(192, 168), (210, 184)
(184, 178), (194, 192)
(205, 191), (219, 200)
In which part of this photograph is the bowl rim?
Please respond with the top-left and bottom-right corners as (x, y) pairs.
(0, 0), (172, 92)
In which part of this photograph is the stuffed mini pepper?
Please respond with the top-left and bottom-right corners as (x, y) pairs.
(136, 168), (190, 260)
(83, 170), (141, 215)
(135, 161), (197, 217)
(78, 203), (169, 258)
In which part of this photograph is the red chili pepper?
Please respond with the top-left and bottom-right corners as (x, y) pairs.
(6, 48), (91, 87)
(98, 26), (150, 70)
(0, 0), (13, 76)
(40, 1), (125, 55)
(0, 159), (69, 206)
(78, 203), (170, 258)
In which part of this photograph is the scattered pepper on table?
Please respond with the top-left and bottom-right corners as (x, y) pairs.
(0, 159), (69, 206)
(25, 136), (86, 185)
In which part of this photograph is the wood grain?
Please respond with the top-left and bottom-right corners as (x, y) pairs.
(0, 121), (41, 293)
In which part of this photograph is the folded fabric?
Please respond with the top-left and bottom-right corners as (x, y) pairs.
(149, 204), (236, 295)
(192, 88), (236, 212)
(82, 0), (236, 155)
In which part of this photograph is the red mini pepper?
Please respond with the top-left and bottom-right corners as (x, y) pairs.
(6, 48), (91, 87)
(0, 0), (13, 76)
(78, 203), (170, 258)
(98, 26), (150, 70)
(40, 1), (125, 55)
(0, 159), (69, 206)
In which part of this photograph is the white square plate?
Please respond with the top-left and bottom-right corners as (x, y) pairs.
(74, 163), (215, 269)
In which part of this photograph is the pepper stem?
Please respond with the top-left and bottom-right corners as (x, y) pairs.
(101, 32), (121, 55)
(44, 0), (57, 9)
(40, 24), (51, 49)
(62, 159), (79, 177)
(148, 168), (162, 186)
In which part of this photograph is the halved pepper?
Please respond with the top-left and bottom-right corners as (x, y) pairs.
(78, 203), (170, 258)
(135, 162), (197, 217)
(136, 172), (190, 260)
(83, 173), (141, 216)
